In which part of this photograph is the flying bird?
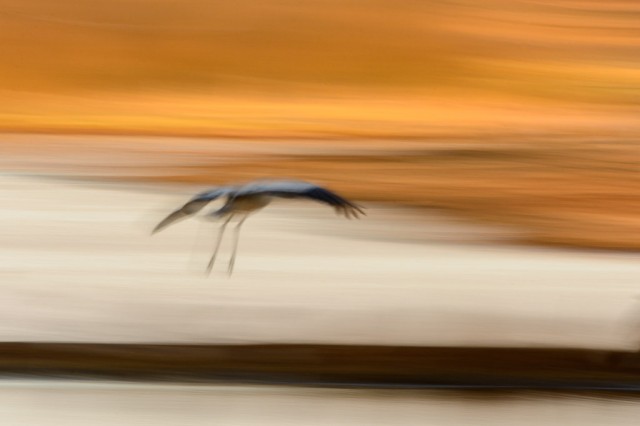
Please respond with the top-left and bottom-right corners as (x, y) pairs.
(152, 179), (365, 275)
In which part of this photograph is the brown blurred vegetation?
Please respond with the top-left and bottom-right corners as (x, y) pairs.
(137, 139), (639, 250)
(3, 343), (639, 386)
(0, 0), (638, 249)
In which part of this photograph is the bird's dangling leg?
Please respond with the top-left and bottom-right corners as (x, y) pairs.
(206, 214), (233, 275)
(228, 215), (248, 276)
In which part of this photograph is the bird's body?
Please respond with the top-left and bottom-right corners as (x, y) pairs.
(225, 194), (272, 213)
(152, 179), (365, 275)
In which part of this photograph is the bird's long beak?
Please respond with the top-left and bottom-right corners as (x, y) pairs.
(151, 209), (192, 235)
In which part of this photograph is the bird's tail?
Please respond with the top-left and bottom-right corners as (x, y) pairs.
(336, 203), (366, 219)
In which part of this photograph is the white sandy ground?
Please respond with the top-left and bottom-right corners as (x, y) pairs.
(1, 173), (639, 349)
(2, 173), (640, 425)
(2, 380), (640, 426)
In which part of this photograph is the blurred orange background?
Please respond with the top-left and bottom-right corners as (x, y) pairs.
(1, 0), (638, 249)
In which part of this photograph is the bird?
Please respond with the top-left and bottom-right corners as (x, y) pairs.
(152, 179), (365, 275)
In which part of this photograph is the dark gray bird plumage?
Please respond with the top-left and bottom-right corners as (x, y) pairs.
(152, 179), (364, 234)
(152, 179), (365, 275)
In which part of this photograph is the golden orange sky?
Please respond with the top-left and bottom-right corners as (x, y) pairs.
(0, 0), (638, 137)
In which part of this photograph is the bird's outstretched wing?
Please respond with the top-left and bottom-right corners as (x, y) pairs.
(235, 180), (365, 218)
(152, 187), (234, 234)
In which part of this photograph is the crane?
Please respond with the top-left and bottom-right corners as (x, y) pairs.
(152, 179), (365, 275)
